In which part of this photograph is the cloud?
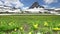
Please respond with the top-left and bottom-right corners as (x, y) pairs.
(43, 0), (58, 4)
(13, 1), (24, 8)
(42, 5), (48, 8)
(50, 7), (56, 9)
(4, 1), (12, 6)
(42, 5), (49, 8)
(0, 1), (3, 5)
(22, 7), (29, 10)
(0, 0), (24, 8)
(42, 5), (56, 9)
(6, 0), (24, 8)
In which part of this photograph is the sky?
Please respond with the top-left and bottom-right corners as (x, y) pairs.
(0, 0), (60, 9)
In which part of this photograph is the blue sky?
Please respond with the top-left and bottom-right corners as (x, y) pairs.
(20, 0), (45, 7)
(0, 0), (60, 9)
(20, 0), (60, 9)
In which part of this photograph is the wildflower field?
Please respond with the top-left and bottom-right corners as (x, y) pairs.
(0, 15), (60, 34)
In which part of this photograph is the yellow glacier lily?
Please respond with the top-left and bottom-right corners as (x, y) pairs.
(33, 24), (38, 29)
(28, 31), (32, 34)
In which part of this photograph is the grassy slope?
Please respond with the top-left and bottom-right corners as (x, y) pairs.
(0, 15), (60, 34)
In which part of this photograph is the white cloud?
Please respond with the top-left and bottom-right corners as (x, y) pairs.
(4, 1), (12, 6)
(13, 1), (24, 8)
(50, 7), (56, 9)
(0, 0), (24, 8)
(42, 5), (56, 9)
(0, 1), (3, 5)
(42, 5), (49, 8)
(43, 0), (58, 4)
(6, 0), (24, 8)
(22, 7), (29, 10)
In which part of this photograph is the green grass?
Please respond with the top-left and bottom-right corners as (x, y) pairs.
(0, 15), (60, 34)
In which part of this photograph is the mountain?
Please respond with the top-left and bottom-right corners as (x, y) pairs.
(29, 2), (44, 9)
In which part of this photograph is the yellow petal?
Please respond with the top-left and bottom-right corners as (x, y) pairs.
(29, 32), (32, 34)
(33, 24), (38, 29)
(20, 27), (23, 30)
(14, 28), (17, 31)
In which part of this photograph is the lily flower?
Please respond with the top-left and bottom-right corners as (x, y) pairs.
(33, 24), (38, 29)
